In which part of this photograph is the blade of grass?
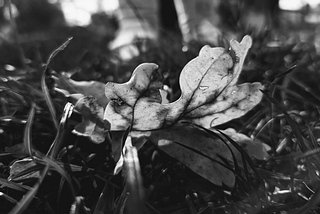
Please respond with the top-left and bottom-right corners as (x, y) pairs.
(93, 181), (114, 214)
(8, 165), (49, 214)
(0, 191), (19, 204)
(0, 178), (31, 192)
(123, 140), (145, 214)
(262, 90), (308, 152)
(291, 182), (320, 214)
(267, 67), (296, 156)
(304, 124), (320, 171)
(24, 103), (35, 157)
(57, 161), (95, 174)
(187, 123), (242, 174)
(306, 125), (318, 149)
(114, 190), (129, 214)
(185, 194), (197, 214)
(69, 196), (90, 214)
(57, 177), (66, 213)
(203, 125), (262, 181)
(269, 65), (296, 112)
(0, 152), (12, 157)
(8, 162), (42, 182)
(296, 147), (320, 160)
(47, 102), (74, 158)
(262, 201), (305, 213)
(41, 67), (58, 130)
(114, 126), (132, 175)
(172, 135), (250, 189)
(256, 168), (302, 182)
(238, 106), (268, 133)
(42, 199), (56, 214)
(176, 124), (257, 194)
(213, 129), (263, 211)
(292, 75), (320, 102)
(0, 86), (29, 106)
(275, 85), (319, 107)
(253, 115), (280, 139)
(41, 38), (73, 131)
(145, 202), (162, 214)
(0, 116), (27, 124)
(0, 96), (7, 115)
(289, 155), (297, 201)
(192, 124), (244, 195)
(9, 102), (74, 214)
(36, 156), (76, 198)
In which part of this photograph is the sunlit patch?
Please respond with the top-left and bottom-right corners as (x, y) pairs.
(60, 0), (119, 26)
(4, 64), (15, 71)
(279, 0), (320, 11)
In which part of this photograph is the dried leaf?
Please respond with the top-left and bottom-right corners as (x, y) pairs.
(8, 158), (41, 181)
(105, 36), (262, 131)
(55, 74), (109, 107)
(222, 128), (270, 160)
(104, 36), (263, 187)
(73, 96), (109, 144)
(105, 63), (163, 130)
(131, 123), (235, 187)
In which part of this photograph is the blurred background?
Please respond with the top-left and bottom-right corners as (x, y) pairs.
(3, 0), (319, 26)
(1, 0), (320, 74)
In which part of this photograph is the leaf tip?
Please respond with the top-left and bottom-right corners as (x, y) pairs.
(240, 35), (252, 47)
(230, 35), (252, 53)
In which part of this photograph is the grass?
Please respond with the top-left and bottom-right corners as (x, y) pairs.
(1, 2), (320, 214)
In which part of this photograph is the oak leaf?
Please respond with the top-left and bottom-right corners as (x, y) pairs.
(104, 36), (263, 187)
(104, 36), (262, 131)
(131, 124), (235, 187)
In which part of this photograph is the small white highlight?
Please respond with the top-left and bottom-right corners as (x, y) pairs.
(279, 0), (320, 11)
